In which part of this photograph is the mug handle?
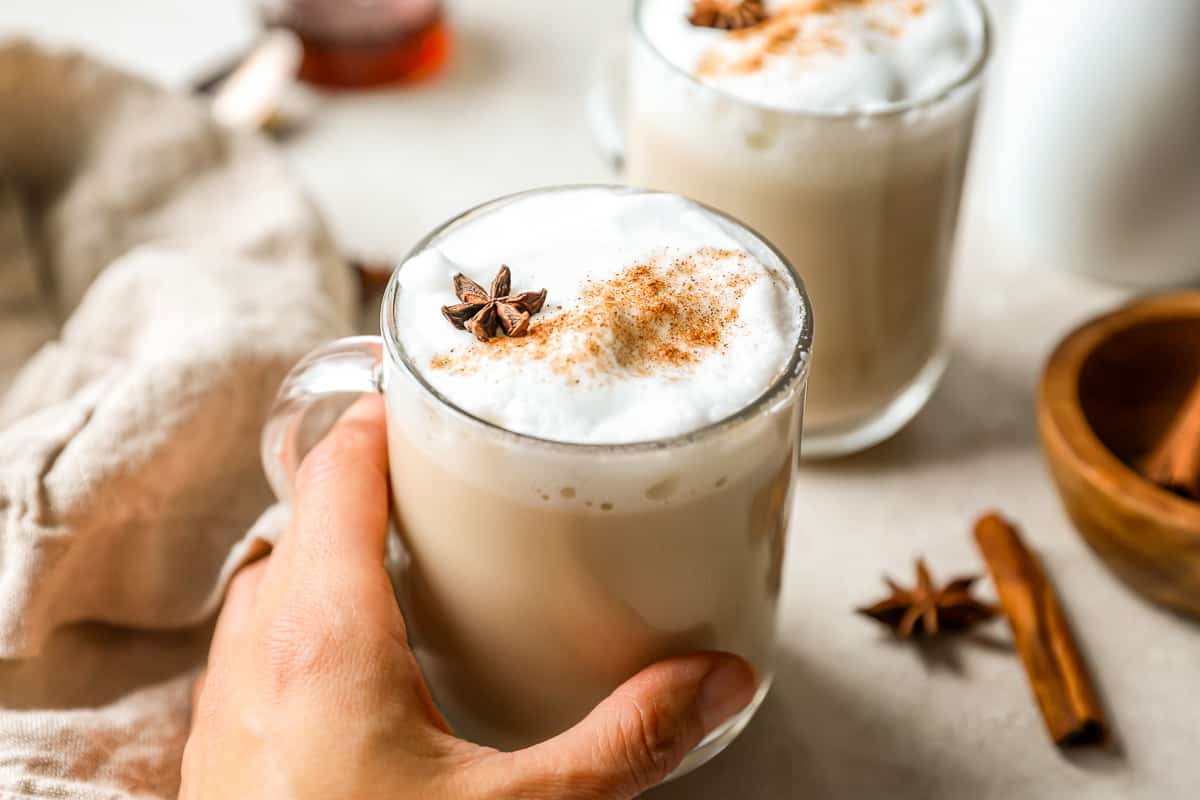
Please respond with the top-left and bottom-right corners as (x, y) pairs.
(586, 36), (629, 172)
(261, 335), (384, 502)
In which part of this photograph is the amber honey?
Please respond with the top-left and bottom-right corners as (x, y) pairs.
(262, 0), (450, 89)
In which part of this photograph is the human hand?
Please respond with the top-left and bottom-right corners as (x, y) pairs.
(180, 396), (758, 800)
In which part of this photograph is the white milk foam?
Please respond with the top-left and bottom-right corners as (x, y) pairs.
(641, 0), (983, 112)
(393, 189), (803, 445)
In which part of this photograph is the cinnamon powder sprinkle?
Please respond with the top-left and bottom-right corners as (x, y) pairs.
(429, 249), (761, 380)
(698, 0), (924, 80)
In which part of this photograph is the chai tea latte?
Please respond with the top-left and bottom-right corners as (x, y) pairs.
(627, 0), (987, 455)
(381, 187), (810, 771)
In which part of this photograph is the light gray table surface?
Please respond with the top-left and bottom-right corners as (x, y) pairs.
(2, 1), (1197, 797)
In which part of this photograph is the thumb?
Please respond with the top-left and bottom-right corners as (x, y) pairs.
(481, 653), (757, 799)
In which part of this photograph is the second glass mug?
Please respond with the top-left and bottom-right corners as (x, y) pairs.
(591, 0), (992, 457)
(262, 186), (814, 778)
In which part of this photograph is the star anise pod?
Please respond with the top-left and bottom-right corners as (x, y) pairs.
(857, 559), (997, 638)
(688, 0), (769, 31)
(441, 265), (548, 342)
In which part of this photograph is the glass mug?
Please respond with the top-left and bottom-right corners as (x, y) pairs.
(261, 186), (813, 777)
(591, 0), (991, 457)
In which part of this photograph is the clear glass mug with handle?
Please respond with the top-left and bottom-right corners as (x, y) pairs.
(590, 0), (991, 457)
(261, 185), (813, 778)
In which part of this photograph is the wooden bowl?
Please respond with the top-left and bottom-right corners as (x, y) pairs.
(1039, 292), (1200, 618)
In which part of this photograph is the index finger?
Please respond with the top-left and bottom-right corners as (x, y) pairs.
(277, 395), (391, 575)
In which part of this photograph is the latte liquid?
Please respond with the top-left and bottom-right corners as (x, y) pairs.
(385, 401), (795, 751)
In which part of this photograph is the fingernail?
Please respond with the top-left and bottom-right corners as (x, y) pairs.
(696, 660), (756, 734)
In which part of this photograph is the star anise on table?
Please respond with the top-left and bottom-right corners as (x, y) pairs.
(857, 559), (997, 638)
(441, 265), (548, 342)
(688, 0), (770, 31)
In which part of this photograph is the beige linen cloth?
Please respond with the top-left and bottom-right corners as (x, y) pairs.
(0, 42), (357, 798)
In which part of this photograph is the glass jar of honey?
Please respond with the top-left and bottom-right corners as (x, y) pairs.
(258, 0), (450, 88)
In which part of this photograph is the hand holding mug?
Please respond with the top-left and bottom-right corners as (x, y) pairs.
(181, 397), (757, 800)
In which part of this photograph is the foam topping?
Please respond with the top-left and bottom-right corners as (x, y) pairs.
(393, 189), (804, 444)
(641, 0), (985, 112)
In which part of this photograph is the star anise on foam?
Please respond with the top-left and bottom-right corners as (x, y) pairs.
(688, 0), (769, 31)
(857, 559), (997, 639)
(441, 265), (548, 342)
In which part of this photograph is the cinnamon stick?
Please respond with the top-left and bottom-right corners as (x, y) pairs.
(1139, 375), (1200, 500)
(973, 513), (1107, 747)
